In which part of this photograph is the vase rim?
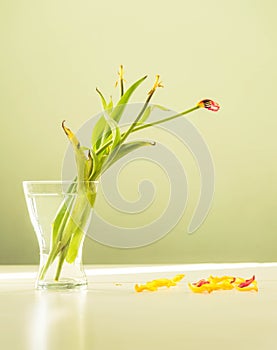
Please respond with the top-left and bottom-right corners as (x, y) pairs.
(22, 180), (99, 196)
(22, 180), (99, 184)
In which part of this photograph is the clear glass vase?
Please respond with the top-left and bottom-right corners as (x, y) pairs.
(23, 181), (97, 290)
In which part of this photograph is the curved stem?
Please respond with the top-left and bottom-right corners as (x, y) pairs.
(133, 105), (200, 132)
(120, 92), (154, 144)
(96, 105), (200, 156)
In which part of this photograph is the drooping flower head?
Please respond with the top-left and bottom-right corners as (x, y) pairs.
(197, 99), (220, 112)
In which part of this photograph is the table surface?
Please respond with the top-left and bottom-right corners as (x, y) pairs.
(0, 263), (277, 350)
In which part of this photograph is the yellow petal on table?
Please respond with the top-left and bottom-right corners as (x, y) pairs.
(135, 274), (185, 292)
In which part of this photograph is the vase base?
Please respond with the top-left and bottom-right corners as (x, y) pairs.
(36, 279), (88, 291)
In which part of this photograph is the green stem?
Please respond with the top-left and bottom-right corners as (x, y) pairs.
(120, 77), (124, 97)
(65, 201), (93, 264)
(58, 193), (88, 250)
(54, 196), (93, 280)
(54, 245), (69, 281)
(39, 186), (89, 282)
(38, 241), (61, 280)
(133, 105), (200, 132)
(96, 105), (200, 156)
(120, 93), (153, 144)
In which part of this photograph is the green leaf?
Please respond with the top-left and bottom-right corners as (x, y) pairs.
(137, 104), (170, 125)
(102, 140), (156, 172)
(137, 105), (152, 125)
(96, 87), (107, 110)
(99, 113), (122, 173)
(92, 88), (112, 150)
(91, 115), (106, 151)
(62, 122), (88, 186)
(106, 96), (113, 112)
(92, 98), (115, 152)
(88, 149), (99, 180)
(85, 181), (98, 208)
(110, 75), (147, 122)
(98, 97), (115, 148)
(65, 203), (92, 263)
(92, 76), (147, 152)
(85, 150), (93, 180)
(51, 182), (76, 244)
(152, 104), (170, 111)
(104, 111), (121, 151)
(65, 225), (84, 264)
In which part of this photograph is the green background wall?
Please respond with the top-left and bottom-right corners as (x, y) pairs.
(1, 0), (276, 264)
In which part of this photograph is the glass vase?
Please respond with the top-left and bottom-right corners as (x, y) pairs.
(23, 180), (97, 290)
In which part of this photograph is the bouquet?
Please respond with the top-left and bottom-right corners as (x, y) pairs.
(38, 66), (220, 283)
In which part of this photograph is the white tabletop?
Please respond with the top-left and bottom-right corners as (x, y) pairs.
(0, 263), (277, 350)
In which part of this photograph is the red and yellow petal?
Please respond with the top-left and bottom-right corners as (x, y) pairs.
(197, 99), (220, 112)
